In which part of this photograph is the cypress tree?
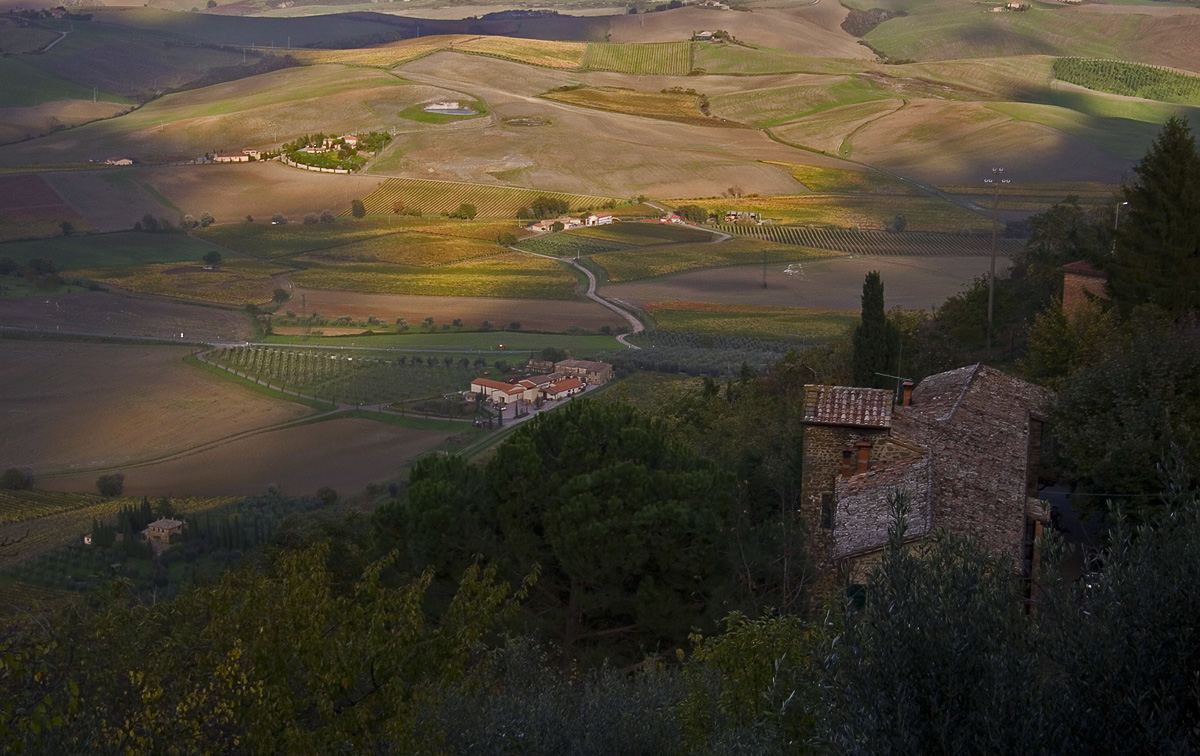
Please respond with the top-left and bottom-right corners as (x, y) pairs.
(1108, 116), (1200, 316)
(852, 271), (900, 389)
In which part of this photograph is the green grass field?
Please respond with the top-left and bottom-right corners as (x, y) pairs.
(854, 0), (1200, 69)
(581, 41), (692, 76)
(592, 238), (829, 283)
(302, 233), (503, 267)
(290, 252), (578, 300)
(398, 98), (489, 124)
(78, 258), (288, 304)
(0, 232), (231, 271)
(0, 58), (129, 108)
(762, 162), (917, 195)
(644, 300), (857, 341)
(516, 233), (633, 258)
(693, 43), (862, 76)
(568, 223), (713, 246)
(262, 330), (621, 353)
(195, 220), (417, 259)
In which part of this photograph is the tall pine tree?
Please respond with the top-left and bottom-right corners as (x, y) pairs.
(852, 271), (900, 389)
(1108, 116), (1200, 315)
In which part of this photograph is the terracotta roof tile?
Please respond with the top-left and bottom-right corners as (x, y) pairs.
(803, 385), (893, 428)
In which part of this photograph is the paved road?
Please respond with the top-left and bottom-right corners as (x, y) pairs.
(509, 239), (644, 348)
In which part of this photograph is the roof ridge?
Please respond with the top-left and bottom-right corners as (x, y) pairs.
(939, 363), (982, 422)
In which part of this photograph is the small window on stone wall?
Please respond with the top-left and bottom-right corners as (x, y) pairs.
(846, 583), (866, 610)
(821, 493), (835, 529)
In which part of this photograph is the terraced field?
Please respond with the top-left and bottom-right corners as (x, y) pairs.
(357, 178), (613, 218)
(713, 224), (1024, 257)
(581, 41), (693, 76)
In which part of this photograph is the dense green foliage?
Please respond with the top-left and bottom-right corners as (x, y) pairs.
(851, 271), (900, 388)
(1109, 116), (1200, 316)
(1049, 311), (1200, 509)
(1053, 58), (1200, 104)
(378, 400), (738, 659)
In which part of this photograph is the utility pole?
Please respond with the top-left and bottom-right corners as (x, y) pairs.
(984, 166), (1009, 350)
(1112, 200), (1128, 254)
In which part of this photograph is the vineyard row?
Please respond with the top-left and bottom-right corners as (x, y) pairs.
(712, 224), (1024, 257)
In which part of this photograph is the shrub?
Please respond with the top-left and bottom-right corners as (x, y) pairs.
(96, 473), (125, 497)
(319, 209), (336, 224)
(303, 213), (319, 225)
(316, 486), (338, 505)
(1, 467), (31, 490)
(351, 199), (366, 218)
(271, 213), (287, 225)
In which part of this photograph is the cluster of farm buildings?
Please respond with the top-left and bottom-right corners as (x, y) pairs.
(468, 359), (612, 406)
(528, 211), (615, 232)
(100, 133), (366, 167)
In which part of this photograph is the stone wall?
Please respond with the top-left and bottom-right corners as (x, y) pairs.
(833, 455), (932, 559)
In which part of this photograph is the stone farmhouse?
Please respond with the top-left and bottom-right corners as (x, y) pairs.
(470, 374), (585, 406)
(554, 359), (613, 385)
(213, 152), (250, 163)
(146, 518), (185, 544)
(585, 212), (614, 226)
(800, 364), (1053, 598)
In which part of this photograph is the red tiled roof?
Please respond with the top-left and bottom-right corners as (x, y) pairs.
(803, 385), (893, 428)
(1061, 259), (1105, 278)
(548, 377), (583, 393)
(472, 378), (524, 393)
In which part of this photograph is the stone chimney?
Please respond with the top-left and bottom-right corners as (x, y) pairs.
(901, 380), (914, 407)
(856, 442), (871, 474)
(841, 447), (854, 478)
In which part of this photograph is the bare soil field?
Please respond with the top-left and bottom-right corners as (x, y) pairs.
(39, 417), (451, 497)
(609, 6), (868, 59)
(0, 289), (255, 340)
(602, 255), (1012, 312)
(845, 99), (1133, 183)
(0, 173), (90, 240)
(0, 65), (462, 166)
(0, 342), (312, 475)
(42, 170), (176, 234)
(292, 286), (626, 331)
(0, 101), (130, 146)
(123, 163), (384, 226)
(387, 54), (844, 197)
